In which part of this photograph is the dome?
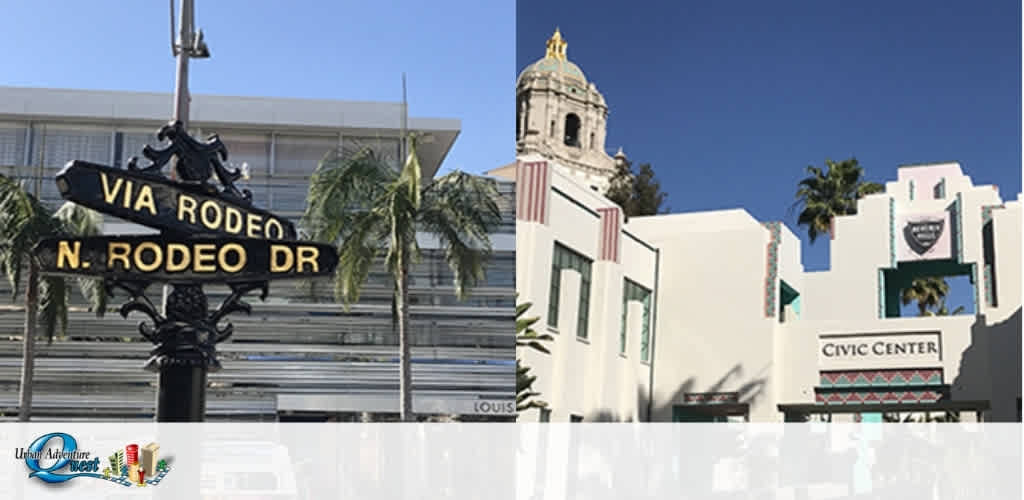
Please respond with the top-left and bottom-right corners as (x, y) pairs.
(517, 28), (587, 85)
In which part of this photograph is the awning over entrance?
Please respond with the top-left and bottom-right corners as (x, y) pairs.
(778, 400), (990, 421)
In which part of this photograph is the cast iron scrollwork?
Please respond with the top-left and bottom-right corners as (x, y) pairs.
(107, 280), (269, 373)
(126, 120), (253, 204)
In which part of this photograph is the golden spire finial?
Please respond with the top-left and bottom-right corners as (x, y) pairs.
(545, 27), (568, 60)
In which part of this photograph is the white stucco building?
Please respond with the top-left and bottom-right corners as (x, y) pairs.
(503, 30), (1021, 423)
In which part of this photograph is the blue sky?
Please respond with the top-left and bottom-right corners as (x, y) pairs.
(0, 0), (513, 175)
(518, 0), (1020, 314)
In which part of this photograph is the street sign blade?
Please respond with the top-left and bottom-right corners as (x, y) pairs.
(36, 236), (337, 284)
(56, 160), (297, 240)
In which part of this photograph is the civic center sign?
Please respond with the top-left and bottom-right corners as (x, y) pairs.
(818, 332), (942, 369)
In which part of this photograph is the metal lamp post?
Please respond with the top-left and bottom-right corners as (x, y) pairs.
(159, 0), (210, 422)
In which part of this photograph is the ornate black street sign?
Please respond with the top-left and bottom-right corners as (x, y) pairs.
(56, 156), (295, 239)
(36, 235), (336, 283)
(33, 120), (336, 422)
(904, 218), (945, 255)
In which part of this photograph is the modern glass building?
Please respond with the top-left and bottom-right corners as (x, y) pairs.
(0, 86), (515, 421)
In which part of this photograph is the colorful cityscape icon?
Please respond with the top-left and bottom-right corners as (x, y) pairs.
(101, 442), (170, 487)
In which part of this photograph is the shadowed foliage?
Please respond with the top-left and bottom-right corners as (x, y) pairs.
(516, 298), (552, 414)
(0, 173), (106, 421)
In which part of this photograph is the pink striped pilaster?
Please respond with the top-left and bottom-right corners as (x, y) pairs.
(597, 206), (622, 263)
(515, 161), (551, 224)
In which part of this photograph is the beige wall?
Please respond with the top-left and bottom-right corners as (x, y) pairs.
(514, 160), (1021, 422)
(515, 161), (656, 423)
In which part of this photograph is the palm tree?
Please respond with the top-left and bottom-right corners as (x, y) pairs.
(926, 298), (965, 317)
(516, 298), (552, 414)
(900, 276), (949, 316)
(0, 174), (106, 421)
(302, 136), (501, 421)
(793, 158), (884, 242)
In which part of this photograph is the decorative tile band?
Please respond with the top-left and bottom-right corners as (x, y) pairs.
(819, 369), (943, 388)
(596, 207), (621, 263)
(815, 390), (944, 405)
(762, 222), (782, 317)
(983, 264), (994, 307)
(515, 161), (551, 224)
(683, 392), (740, 405)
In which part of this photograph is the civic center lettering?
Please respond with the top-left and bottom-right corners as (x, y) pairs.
(820, 340), (939, 358)
(817, 332), (942, 368)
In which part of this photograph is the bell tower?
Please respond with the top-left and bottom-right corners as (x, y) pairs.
(516, 28), (617, 192)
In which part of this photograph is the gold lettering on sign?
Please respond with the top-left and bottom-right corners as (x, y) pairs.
(134, 185), (157, 215)
(225, 207), (243, 234)
(270, 245), (294, 272)
(122, 181), (134, 208)
(178, 195), (198, 224)
(218, 243), (246, 273)
(296, 246), (319, 273)
(193, 244), (217, 272)
(200, 201), (223, 230)
(108, 242), (132, 270)
(133, 242), (163, 272)
(100, 173), (124, 205)
(246, 214), (262, 238)
(57, 241), (81, 269)
(166, 244), (190, 272)
(266, 219), (284, 239)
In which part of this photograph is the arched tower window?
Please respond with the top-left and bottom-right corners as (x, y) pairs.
(589, 131), (595, 150)
(564, 113), (581, 147)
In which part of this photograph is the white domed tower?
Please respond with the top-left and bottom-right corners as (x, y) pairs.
(516, 28), (617, 192)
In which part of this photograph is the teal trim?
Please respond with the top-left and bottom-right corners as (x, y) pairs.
(779, 280), (800, 320)
(909, 179), (915, 201)
(622, 279), (652, 360)
(861, 413), (883, 423)
(878, 269), (887, 318)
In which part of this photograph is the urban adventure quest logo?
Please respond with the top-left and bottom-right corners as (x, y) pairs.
(16, 433), (171, 487)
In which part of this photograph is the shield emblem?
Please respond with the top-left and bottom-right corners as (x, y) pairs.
(904, 218), (945, 255)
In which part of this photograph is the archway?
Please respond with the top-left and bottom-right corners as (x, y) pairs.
(564, 113), (581, 147)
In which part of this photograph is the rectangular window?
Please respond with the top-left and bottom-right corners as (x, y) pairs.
(548, 243), (593, 338)
(0, 123), (29, 166)
(343, 136), (402, 171)
(621, 279), (652, 359)
(570, 414), (583, 423)
(539, 409), (551, 423)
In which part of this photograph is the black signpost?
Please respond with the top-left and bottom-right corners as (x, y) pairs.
(34, 120), (337, 421)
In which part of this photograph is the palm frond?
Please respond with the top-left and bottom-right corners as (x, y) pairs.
(418, 171), (501, 299)
(333, 211), (388, 308)
(0, 174), (57, 300)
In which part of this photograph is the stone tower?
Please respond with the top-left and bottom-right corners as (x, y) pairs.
(516, 28), (618, 192)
